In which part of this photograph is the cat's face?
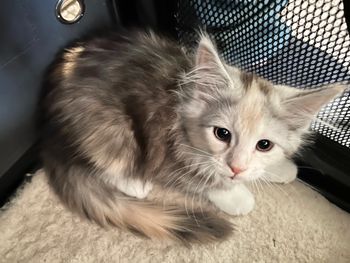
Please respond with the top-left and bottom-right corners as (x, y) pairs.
(177, 35), (344, 188)
(195, 82), (290, 185)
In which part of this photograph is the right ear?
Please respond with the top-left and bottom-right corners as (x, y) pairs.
(278, 84), (346, 130)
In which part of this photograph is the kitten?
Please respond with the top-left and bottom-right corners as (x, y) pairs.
(40, 30), (344, 243)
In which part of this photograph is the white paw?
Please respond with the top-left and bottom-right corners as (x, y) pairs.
(207, 184), (255, 216)
(116, 178), (153, 199)
(265, 159), (297, 184)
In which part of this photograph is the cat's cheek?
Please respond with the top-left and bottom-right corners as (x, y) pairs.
(241, 147), (285, 181)
(203, 128), (227, 154)
(239, 169), (264, 181)
(254, 145), (285, 167)
(183, 98), (204, 117)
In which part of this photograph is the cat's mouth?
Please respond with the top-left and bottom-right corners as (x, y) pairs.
(227, 172), (251, 182)
(227, 169), (263, 182)
(229, 174), (237, 180)
(228, 174), (244, 182)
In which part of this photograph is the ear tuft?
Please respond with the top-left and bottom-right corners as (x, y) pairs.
(281, 84), (346, 129)
(195, 34), (222, 68)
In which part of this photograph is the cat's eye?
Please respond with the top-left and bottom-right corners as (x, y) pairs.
(214, 127), (231, 142)
(256, 139), (274, 152)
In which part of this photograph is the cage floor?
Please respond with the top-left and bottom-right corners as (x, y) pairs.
(1, 170), (349, 262)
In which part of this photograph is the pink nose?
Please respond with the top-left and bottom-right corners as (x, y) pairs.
(230, 166), (246, 175)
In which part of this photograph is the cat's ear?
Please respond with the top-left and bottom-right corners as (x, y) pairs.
(195, 34), (224, 69)
(190, 34), (232, 95)
(279, 85), (346, 129)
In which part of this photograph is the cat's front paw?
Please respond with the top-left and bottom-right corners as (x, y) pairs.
(134, 180), (153, 199)
(223, 191), (255, 216)
(207, 184), (255, 216)
(116, 178), (153, 199)
(265, 158), (298, 184)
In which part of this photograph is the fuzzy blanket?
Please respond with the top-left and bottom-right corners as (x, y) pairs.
(1, 170), (349, 263)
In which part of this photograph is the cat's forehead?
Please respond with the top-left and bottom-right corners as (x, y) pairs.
(199, 66), (278, 133)
(239, 71), (272, 95)
(227, 70), (275, 134)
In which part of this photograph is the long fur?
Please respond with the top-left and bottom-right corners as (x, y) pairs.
(43, 152), (232, 243)
(40, 30), (344, 244)
(41, 30), (234, 244)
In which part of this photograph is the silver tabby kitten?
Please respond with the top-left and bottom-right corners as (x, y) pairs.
(41, 30), (344, 243)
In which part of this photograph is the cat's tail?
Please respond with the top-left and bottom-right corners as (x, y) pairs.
(45, 161), (233, 244)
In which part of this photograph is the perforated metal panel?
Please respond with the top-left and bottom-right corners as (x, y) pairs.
(176, 0), (350, 147)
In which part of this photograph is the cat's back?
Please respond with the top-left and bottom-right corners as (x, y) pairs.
(49, 30), (191, 98)
(41, 31), (191, 163)
(41, 30), (192, 139)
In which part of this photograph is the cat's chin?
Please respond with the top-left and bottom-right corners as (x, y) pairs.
(222, 175), (246, 185)
(222, 172), (263, 186)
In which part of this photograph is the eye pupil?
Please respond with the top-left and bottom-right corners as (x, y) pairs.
(256, 139), (274, 152)
(214, 127), (231, 142)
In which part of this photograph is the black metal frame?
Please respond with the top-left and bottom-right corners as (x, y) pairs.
(0, 145), (40, 206)
(297, 135), (350, 212)
(114, 0), (177, 37)
(0, 0), (119, 206)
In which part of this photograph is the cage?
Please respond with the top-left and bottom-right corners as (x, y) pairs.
(1, 1), (350, 261)
(171, 0), (350, 211)
(0, 0), (349, 211)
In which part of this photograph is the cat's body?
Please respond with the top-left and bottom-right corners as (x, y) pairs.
(41, 30), (343, 243)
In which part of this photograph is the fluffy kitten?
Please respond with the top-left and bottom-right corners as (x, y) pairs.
(40, 30), (344, 243)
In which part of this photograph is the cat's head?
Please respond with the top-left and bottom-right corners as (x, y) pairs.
(175, 34), (345, 187)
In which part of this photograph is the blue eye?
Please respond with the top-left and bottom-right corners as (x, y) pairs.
(214, 127), (231, 142)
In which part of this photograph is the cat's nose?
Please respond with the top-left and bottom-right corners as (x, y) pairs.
(230, 165), (246, 175)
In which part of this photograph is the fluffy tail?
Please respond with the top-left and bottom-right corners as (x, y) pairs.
(45, 160), (233, 244)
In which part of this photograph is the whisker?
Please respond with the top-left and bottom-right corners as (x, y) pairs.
(252, 179), (259, 195)
(260, 172), (291, 198)
(198, 168), (216, 216)
(176, 144), (212, 156)
(184, 163), (215, 225)
(249, 180), (255, 194)
(257, 179), (265, 196)
(191, 163), (215, 217)
(161, 164), (205, 208)
(180, 151), (220, 162)
(257, 177), (274, 192)
(184, 177), (196, 223)
(164, 161), (215, 188)
(254, 178), (262, 196)
(161, 160), (216, 209)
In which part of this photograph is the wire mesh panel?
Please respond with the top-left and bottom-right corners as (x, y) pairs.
(175, 0), (350, 147)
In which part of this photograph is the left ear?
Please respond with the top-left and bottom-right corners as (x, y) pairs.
(195, 34), (224, 70)
(280, 84), (346, 129)
(193, 34), (233, 87)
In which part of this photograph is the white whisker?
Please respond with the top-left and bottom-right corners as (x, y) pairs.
(260, 172), (291, 198)
(176, 143), (212, 156)
(191, 163), (214, 217)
